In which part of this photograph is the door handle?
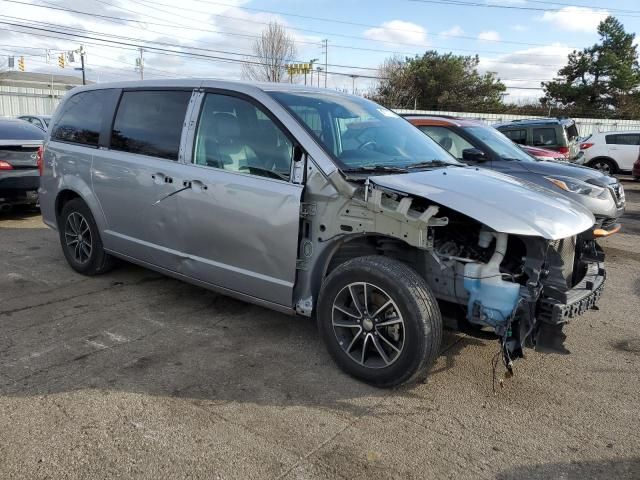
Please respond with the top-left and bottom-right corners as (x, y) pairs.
(152, 173), (173, 184)
(191, 179), (208, 191)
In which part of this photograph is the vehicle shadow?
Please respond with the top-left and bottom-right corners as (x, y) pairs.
(0, 239), (487, 414)
(0, 205), (41, 222)
(496, 457), (640, 480)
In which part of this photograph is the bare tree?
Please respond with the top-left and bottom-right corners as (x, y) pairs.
(367, 56), (419, 109)
(242, 22), (296, 83)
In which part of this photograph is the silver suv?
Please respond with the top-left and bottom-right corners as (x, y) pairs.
(40, 80), (606, 387)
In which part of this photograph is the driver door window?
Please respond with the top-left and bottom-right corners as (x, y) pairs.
(194, 93), (294, 181)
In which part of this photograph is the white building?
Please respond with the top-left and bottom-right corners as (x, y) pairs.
(0, 71), (85, 116)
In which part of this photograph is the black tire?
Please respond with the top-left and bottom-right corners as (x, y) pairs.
(587, 158), (616, 175)
(58, 198), (114, 275)
(317, 255), (442, 388)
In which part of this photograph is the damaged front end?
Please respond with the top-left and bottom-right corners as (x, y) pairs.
(425, 220), (605, 372)
(359, 169), (606, 372)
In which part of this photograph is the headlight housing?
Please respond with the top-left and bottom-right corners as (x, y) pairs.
(545, 176), (607, 198)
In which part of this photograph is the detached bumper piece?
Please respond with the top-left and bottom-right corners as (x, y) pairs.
(535, 261), (605, 353)
(538, 261), (605, 324)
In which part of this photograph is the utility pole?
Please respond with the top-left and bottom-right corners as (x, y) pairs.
(322, 39), (328, 88)
(138, 48), (144, 80)
(308, 58), (319, 87)
(316, 67), (323, 88)
(79, 45), (86, 85)
(350, 75), (358, 95)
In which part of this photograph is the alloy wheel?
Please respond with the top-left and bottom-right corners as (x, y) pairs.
(64, 212), (92, 264)
(593, 160), (611, 173)
(332, 282), (405, 369)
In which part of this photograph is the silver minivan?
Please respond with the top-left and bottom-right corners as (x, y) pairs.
(40, 80), (606, 387)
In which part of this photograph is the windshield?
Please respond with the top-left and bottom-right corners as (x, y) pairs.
(464, 126), (535, 162)
(269, 91), (460, 172)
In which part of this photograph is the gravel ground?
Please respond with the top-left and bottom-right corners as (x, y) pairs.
(0, 179), (639, 479)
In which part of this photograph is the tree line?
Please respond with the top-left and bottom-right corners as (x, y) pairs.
(369, 16), (640, 120)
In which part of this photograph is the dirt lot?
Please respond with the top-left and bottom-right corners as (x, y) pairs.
(1, 179), (639, 480)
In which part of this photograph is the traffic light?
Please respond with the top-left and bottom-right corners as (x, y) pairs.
(18, 56), (25, 72)
(58, 53), (65, 68)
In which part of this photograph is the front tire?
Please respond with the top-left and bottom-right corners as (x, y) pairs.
(588, 158), (616, 174)
(317, 256), (442, 388)
(58, 198), (114, 275)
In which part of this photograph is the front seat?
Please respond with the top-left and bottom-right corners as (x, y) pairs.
(438, 136), (454, 152)
(210, 112), (257, 170)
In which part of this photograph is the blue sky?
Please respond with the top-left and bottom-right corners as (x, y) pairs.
(0, 0), (638, 102)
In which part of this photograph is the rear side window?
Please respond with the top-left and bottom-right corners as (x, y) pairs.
(565, 123), (579, 141)
(110, 90), (192, 160)
(606, 134), (640, 145)
(532, 127), (558, 146)
(501, 128), (527, 145)
(51, 90), (115, 146)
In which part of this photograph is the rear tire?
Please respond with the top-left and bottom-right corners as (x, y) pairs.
(587, 158), (616, 174)
(317, 256), (442, 388)
(58, 198), (114, 275)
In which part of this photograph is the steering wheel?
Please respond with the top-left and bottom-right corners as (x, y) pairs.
(358, 141), (377, 151)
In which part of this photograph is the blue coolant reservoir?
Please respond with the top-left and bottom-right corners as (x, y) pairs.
(463, 262), (520, 329)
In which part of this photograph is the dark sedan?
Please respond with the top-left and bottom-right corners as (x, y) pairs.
(0, 118), (45, 211)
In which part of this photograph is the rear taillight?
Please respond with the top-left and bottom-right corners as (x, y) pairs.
(557, 146), (570, 155)
(0, 160), (13, 170)
(580, 142), (594, 150)
(37, 146), (44, 176)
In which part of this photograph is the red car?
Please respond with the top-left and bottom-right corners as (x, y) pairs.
(520, 144), (568, 162)
(633, 151), (640, 180)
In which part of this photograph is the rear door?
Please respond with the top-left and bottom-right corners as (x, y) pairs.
(606, 133), (640, 170)
(564, 122), (580, 159)
(91, 89), (194, 271)
(176, 91), (303, 307)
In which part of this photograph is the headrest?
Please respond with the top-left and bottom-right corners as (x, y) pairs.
(213, 112), (240, 140)
(439, 136), (453, 151)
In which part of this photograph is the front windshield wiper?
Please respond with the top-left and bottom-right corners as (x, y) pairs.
(404, 160), (459, 170)
(342, 165), (409, 174)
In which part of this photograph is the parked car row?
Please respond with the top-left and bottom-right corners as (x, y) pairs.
(32, 80), (616, 387)
(405, 115), (624, 230)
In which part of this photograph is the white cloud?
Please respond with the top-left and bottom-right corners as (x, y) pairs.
(541, 7), (609, 33)
(478, 31), (501, 42)
(478, 43), (572, 102)
(510, 24), (529, 32)
(0, 0), (321, 83)
(363, 20), (427, 45)
(440, 25), (464, 38)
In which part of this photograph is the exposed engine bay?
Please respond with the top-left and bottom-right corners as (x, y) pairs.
(417, 210), (605, 373)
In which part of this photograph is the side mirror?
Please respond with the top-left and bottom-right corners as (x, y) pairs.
(462, 148), (487, 162)
(293, 145), (304, 163)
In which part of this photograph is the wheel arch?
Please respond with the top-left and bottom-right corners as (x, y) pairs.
(306, 233), (425, 308)
(53, 178), (108, 233)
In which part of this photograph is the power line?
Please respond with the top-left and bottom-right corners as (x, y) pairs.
(0, 13), (575, 70)
(408, 0), (640, 17)
(0, 0), (586, 54)
(0, 19), (386, 79)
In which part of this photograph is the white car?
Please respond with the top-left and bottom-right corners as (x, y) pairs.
(581, 130), (640, 174)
